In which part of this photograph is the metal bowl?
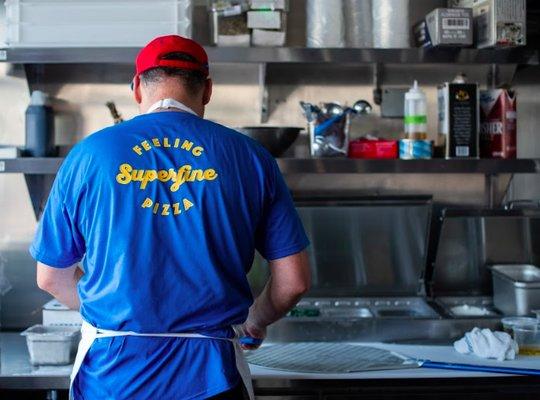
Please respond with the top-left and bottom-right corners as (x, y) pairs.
(236, 127), (302, 157)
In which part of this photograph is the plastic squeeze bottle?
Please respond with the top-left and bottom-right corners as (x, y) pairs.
(404, 80), (427, 140)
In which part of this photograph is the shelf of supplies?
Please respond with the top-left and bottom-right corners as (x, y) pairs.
(2, 158), (540, 175)
(0, 47), (538, 65)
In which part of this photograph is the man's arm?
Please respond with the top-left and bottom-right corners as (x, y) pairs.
(36, 262), (84, 310)
(242, 250), (311, 348)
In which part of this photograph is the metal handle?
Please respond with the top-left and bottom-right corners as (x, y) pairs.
(504, 200), (540, 210)
(420, 360), (540, 376)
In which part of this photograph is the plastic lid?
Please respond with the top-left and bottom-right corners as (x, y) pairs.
(501, 317), (538, 328)
(405, 80), (426, 101)
(30, 90), (49, 106)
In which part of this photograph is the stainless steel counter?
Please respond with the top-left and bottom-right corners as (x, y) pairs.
(2, 332), (539, 391)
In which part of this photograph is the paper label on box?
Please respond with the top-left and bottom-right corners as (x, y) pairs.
(442, 17), (470, 30)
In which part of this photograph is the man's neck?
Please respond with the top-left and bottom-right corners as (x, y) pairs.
(142, 94), (203, 117)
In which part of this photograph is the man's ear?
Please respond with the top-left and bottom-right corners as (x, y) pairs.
(202, 78), (212, 106)
(133, 75), (142, 104)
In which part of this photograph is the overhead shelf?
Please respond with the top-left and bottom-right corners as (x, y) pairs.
(2, 157), (540, 175)
(0, 158), (63, 174)
(0, 47), (538, 65)
(276, 158), (540, 174)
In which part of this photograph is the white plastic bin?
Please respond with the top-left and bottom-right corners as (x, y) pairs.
(42, 299), (83, 327)
(5, 0), (193, 47)
(21, 325), (81, 365)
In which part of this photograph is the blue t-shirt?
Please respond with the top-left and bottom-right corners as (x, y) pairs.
(30, 111), (309, 400)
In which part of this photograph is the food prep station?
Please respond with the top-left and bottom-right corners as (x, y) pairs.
(1, 0), (540, 399)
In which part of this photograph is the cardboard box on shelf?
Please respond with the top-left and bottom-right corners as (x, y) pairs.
(252, 28), (286, 46)
(414, 8), (473, 47)
(217, 34), (251, 47)
(250, 0), (289, 11)
(480, 89), (517, 159)
(449, 0), (526, 48)
(247, 10), (284, 30)
(438, 82), (480, 158)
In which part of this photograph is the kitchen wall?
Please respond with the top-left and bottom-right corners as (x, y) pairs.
(0, 2), (539, 328)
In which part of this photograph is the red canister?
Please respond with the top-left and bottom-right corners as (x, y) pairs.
(348, 138), (398, 159)
(480, 89), (517, 159)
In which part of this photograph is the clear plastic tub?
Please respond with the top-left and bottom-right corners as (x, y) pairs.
(501, 316), (538, 334)
(21, 325), (81, 365)
(512, 324), (540, 356)
(5, 0), (193, 47)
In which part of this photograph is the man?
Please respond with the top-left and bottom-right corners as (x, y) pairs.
(30, 35), (310, 400)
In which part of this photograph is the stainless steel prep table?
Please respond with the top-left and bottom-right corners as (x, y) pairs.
(2, 332), (539, 396)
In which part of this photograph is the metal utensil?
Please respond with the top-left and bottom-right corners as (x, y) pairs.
(322, 102), (344, 117)
(236, 127), (302, 157)
(419, 360), (540, 376)
(246, 343), (415, 373)
(352, 99), (373, 115)
(106, 101), (123, 124)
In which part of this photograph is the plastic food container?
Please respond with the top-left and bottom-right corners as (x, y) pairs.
(491, 264), (540, 316)
(21, 325), (81, 366)
(348, 138), (398, 159)
(501, 317), (538, 335)
(512, 323), (540, 356)
(5, 0), (193, 47)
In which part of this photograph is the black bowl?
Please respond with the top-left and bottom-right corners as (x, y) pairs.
(237, 127), (302, 157)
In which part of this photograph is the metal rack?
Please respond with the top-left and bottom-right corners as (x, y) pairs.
(0, 47), (538, 65)
(2, 158), (540, 175)
(2, 46), (539, 217)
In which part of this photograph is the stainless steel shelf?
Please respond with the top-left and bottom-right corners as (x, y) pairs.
(1, 47), (538, 65)
(276, 158), (540, 174)
(2, 157), (540, 175)
(0, 158), (63, 174)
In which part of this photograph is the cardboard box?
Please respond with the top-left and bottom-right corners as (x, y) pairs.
(415, 8), (473, 47)
(438, 82), (480, 158)
(480, 89), (517, 159)
(217, 34), (251, 47)
(247, 10), (283, 30)
(449, 0), (526, 48)
(250, 0), (289, 11)
(252, 29), (286, 46)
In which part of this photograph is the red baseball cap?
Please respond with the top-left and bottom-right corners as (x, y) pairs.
(135, 35), (209, 78)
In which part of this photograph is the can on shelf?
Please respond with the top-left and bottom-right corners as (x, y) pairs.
(399, 139), (433, 159)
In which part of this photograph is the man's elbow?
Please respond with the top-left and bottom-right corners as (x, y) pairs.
(37, 274), (57, 294)
(291, 276), (311, 298)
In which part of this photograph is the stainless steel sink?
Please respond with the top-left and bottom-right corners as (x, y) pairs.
(289, 297), (439, 320)
(273, 297), (502, 344)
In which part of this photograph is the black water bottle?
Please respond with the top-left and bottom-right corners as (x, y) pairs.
(25, 91), (56, 157)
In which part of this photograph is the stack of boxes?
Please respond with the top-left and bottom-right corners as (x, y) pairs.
(449, 0), (527, 48)
(208, 0), (251, 47)
(414, 0), (527, 48)
(248, 0), (288, 46)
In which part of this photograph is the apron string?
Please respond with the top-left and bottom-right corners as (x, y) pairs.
(70, 321), (254, 400)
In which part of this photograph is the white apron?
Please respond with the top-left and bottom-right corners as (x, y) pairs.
(69, 98), (255, 399)
(69, 321), (255, 400)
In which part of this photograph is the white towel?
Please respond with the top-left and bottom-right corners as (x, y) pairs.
(454, 328), (519, 361)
